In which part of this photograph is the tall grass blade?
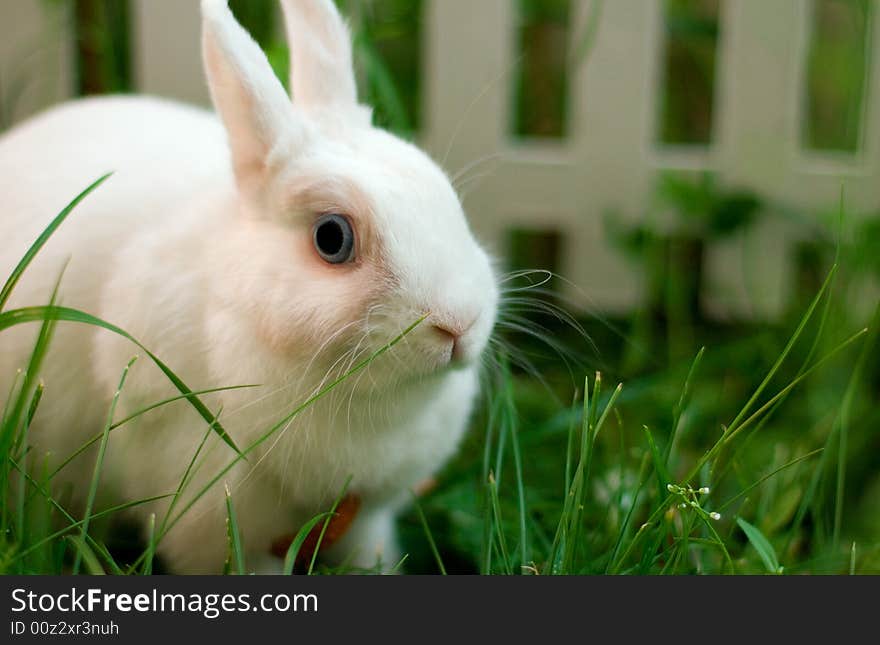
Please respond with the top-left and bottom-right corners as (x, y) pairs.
(643, 426), (670, 495)
(143, 513), (157, 575)
(605, 453), (650, 573)
(833, 303), (878, 549)
(412, 494), (446, 575)
(500, 356), (529, 569)
(49, 385), (253, 482)
(88, 541), (123, 575)
(307, 476), (353, 575)
(282, 512), (333, 576)
(737, 518), (781, 574)
(564, 389), (579, 497)
(719, 448), (824, 512)
(224, 484), (245, 575)
(0, 173), (111, 311)
(65, 536), (105, 575)
(73, 356), (137, 574)
(487, 472), (512, 575)
(0, 305), (242, 456)
(2, 278), (61, 464)
(665, 346), (705, 464)
(692, 264), (838, 482)
(687, 324), (866, 482)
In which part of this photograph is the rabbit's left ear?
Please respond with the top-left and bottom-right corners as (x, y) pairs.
(202, 0), (303, 193)
(280, 0), (364, 118)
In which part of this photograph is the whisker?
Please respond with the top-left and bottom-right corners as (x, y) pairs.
(441, 52), (526, 167)
(451, 152), (503, 189)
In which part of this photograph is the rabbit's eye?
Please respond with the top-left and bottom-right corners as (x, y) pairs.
(313, 213), (355, 264)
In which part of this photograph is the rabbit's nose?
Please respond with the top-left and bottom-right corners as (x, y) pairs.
(432, 324), (461, 360)
(432, 318), (476, 363)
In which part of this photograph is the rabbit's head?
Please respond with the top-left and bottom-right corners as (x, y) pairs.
(201, 0), (498, 388)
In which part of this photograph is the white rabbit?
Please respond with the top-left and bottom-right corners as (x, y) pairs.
(0, 0), (498, 573)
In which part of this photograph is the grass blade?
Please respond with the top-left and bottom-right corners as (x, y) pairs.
(2, 277), (61, 465)
(687, 265), (838, 484)
(564, 389), (579, 497)
(73, 356), (137, 575)
(47, 385), (253, 483)
(65, 536), (105, 575)
(282, 512), (333, 575)
(0, 173), (111, 311)
(665, 346), (705, 464)
(487, 472), (512, 575)
(500, 356), (529, 570)
(412, 494), (446, 575)
(605, 453), (650, 573)
(833, 302), (879, 548)
(307, 477), (353, 575)
(643, 425), (671, 495)
(224, 484), (245, 575)
(719, 449), (823, 512)
(88, 540), (123, 575)
(686, 325), (867, 483)
(143, 513), (157, 575)
(737, 517), (782, 574)
(0, 305), (243, 456)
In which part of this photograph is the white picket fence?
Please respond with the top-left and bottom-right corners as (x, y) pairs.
(2, 0), (879, 319)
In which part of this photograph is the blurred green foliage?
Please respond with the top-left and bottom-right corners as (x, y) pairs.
(352, 0), (423, 134)
(804, 0), (872, 152)
(229, 0), (276, 47)
(515, 0), (571, 138)
(659, 0), (719, 145)
(50, 0), (133, 95)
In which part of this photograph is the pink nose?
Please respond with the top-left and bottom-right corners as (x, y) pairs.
(432, 323), (465, 362)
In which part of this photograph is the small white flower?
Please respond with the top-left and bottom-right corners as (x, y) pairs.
(710, 512), (721, 521)
(699, 487), (711, 495)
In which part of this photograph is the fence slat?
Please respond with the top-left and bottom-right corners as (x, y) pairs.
(566, 0), (659, 312)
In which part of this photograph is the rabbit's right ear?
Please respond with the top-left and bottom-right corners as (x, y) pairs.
(201, 0), (304, 193)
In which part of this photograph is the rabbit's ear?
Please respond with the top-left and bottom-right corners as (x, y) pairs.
(202, 0), (301, 192)
(280, 0), (361, 115)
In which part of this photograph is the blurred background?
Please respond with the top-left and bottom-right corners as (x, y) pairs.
(1, 0), (878, 573)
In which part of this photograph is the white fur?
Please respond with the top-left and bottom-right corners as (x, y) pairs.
(0, 0), (498, 573)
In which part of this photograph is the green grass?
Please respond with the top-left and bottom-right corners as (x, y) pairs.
(1, 174), (878, 576)
(399, 209), (879, 574)
(398, 284), (879, 574)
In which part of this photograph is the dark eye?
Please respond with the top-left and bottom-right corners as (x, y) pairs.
(313, 213), (355, 264)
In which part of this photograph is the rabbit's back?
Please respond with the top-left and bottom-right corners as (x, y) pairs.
(0, 95), (231, 324)
(0, 95), (229, 274)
